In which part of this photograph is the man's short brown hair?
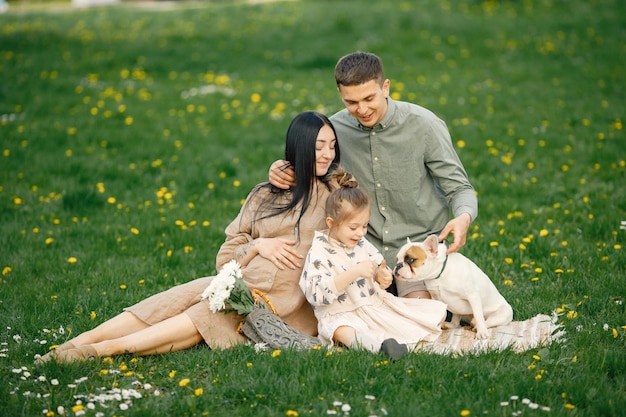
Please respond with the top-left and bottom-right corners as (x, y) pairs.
(334, 51), (385, 87)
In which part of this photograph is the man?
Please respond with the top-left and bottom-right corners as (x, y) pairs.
(270, 51), (477, 298)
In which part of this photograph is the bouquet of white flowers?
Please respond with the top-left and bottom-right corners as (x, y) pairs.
(202, 260), (320, 349)
(201, 260), (256, 315)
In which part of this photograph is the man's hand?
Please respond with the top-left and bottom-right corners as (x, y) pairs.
(269, 160), (296, 190)
(438, 212), (472, 254)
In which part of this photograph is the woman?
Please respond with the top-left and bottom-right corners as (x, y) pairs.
(36, 111), (341, 363)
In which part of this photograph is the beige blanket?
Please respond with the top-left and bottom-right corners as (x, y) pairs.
(417, 313), (565, 355)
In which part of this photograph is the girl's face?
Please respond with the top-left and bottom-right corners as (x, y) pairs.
(327, 206), (370, 249)
(315, 124), (337, 177)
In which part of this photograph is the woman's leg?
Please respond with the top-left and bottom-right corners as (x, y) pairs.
(35, 312), (151, 364)
(66, 311), (150, 347)
(90, 312), (203, 357)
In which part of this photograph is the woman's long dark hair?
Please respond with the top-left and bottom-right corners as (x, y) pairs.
(247, 111), (341, 238)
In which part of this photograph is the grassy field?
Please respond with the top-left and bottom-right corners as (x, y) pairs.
(1, 0), (624, 416)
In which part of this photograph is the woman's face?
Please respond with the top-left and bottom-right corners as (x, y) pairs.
(315, 124), (337, 177)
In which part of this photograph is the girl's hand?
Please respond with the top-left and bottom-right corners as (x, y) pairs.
(351, 260), (378, 280)
(256, 238), (303, 270)
(375, 260), (393, 289)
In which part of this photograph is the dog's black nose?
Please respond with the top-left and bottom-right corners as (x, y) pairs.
(393, 263), (403, 276)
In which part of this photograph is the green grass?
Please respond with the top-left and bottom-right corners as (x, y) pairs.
(1, 0), (624, 416)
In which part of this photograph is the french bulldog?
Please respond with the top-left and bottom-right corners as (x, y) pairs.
(394, 235), (513, 339)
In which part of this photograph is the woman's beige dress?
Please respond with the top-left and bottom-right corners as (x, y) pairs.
(126, 183), (332, 348)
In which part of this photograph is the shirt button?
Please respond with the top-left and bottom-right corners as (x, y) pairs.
(372, 131), (376, 136)
(381, 207), (385, 211)
(374, 157), (378, 161)
(377, 183), (381, 187)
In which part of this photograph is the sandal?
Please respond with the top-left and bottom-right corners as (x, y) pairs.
(34, 341), (76, 365)
(54, 345), (99, 363)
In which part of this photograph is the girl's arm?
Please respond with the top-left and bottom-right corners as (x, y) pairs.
(332, 261), (377, 292)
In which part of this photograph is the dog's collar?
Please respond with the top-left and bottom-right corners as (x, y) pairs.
(433, 254), (448, 279)
(433, 240), (449, 279)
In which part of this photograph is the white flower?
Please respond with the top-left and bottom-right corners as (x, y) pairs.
(201, 260), (254, 314)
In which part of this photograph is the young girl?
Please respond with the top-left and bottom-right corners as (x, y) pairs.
(299, 170), (447, 359)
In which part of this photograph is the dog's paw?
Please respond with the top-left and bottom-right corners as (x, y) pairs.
(475, 328), (490, 339)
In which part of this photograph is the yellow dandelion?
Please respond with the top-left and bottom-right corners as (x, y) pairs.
(457, 140), (466, 148)
(286, 411), (299, 417)
(179, 378), (190, 387)
(489, 241), (499, 247)
(519, 244), (527, 250)
(233, 180), (241, 187)
(612, 328), (618, 338)
(120, 284), (127, 290)
(90, 311), (97, 319)
(130, 227), (139, 235)
(68, 257), (77, 264)
(72, 404), (84, 413)
(194, 387), (204, 396)
(2, 266), (11, 276)
(107, 197), (116, 204)
(271, 349), (281, 358)
(169, 370), (176, 378)
(539, 229), (549, 237)
(614, 244), (621, 250)
(565, 403), (575, 410)
(504, 258), (513, 264)
(566, 310), (578, 319)
(460, 410), (471, 416)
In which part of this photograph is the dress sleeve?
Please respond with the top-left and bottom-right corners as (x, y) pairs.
(299, 235), (341, 307)
(215, 187), (261, 271)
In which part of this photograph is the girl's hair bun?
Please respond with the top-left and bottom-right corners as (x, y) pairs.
(332, 168), (359, 189)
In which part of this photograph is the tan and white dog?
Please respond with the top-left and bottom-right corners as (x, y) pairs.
(394, 235), (513, 339)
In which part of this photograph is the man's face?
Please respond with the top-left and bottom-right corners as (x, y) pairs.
(338, 79), (390, 128)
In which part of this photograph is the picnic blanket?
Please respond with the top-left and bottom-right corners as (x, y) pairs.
(417, 313), (565, 355)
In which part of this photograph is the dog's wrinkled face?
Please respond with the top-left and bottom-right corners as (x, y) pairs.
(393, 244), (428, 280)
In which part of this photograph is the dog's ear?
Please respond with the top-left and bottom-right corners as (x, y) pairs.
(424, 235), (439, 256)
